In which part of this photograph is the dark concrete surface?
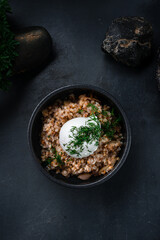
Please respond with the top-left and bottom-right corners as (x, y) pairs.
(0, 0), (160, 239)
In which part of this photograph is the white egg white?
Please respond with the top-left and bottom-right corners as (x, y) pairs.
(59, 117), (100, 158)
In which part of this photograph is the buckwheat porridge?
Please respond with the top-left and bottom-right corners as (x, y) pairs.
(40, 94), (123, 180)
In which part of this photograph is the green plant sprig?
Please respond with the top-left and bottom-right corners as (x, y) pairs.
(87, 103), (100, 116)
(65, 115), (101, 157)
(51, 147), (64, 166)
(77, 109), (83, 114)
(101, 113), (122, 139)
(42, 147), (64, 167)
(87, 104), (122, 139)
(0, 0), (19, 91)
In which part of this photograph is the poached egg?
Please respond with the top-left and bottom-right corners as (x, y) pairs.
(59, 117), (100, 158)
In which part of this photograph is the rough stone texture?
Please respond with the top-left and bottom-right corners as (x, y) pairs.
(102, 17), (153, 67)
(156, 48), (160, 91)
(13, 26), (52, 74)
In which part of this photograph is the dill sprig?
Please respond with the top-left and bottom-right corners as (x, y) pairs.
(101, 113), (122, 139)
(51, 147), (64, 166)
(87, 103), (99, 116)
(65, 115), (101, 156)
(42, 147), (64, 167)
(41, 157), (52, 167)
(101, 109), (108, 116)
(0, 0), (19, 91)
(77, 109), (83, 114)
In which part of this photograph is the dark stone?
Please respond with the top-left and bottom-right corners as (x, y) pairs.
(102, 17), (153, 67)
(156, 48), (160, 91)
(13, 26), (52, 74)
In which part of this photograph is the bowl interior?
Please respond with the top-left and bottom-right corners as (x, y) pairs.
(29, 86), (130, 188)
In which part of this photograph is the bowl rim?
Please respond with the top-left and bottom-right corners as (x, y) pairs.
(27, 84), (131, 188)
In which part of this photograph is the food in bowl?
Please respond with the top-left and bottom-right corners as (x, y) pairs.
(40, 94), (123, 180)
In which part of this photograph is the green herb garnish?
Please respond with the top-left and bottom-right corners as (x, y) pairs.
(67, 158), (72, 162)
(87, 103), (98, 112)
(65, 114), (101, 156)
(51, 147), (56, 153)
(112, 115), (122, 126)
(56, 153), (63, 166)
(42, 147), (64, 167)
(101, 114), (121, 139)
(42, 157), (52, 167)
(111, 108), (115, 116)
(69, 149), (80, 156)
(102, 110), (108, 116)
(77, 109), (83, 114)
(101, 121), (115, 139)
(87, 103), (99, 115)
(52, 146), (64, 166)
(0, 0), (19, 91)
(46, 157), (52, 164)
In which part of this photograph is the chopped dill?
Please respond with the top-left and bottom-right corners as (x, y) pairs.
(77, 109), (83, 114)
(87, 103), (99, 115)
(42, 157), (52, 167)
(51, 146), (56, 153)
(67, 158), (72, 162)
(87, 103), (98, 111)
(42, 146), (64, 167)
(101, 121), (115, 139)
(46, 157), (52, 164)
(101, 114), (122, 139)
(101, 110), (108, 116)
(111, 108), (115, 116)
(65, 114), (101, 156)
(69, 149), (80, 156)
(112, 115), (122, 126)
(56, 153), (63, 166)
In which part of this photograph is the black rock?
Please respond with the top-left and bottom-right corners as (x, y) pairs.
(156, 49), (160, 91)
(13, 26), (52, 74)
(102, 17), (153, 67)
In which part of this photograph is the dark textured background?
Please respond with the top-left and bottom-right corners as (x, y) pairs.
(0, 0), (160, 239)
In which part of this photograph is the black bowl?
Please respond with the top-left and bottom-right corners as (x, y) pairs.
(28, 85), (131, 188)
